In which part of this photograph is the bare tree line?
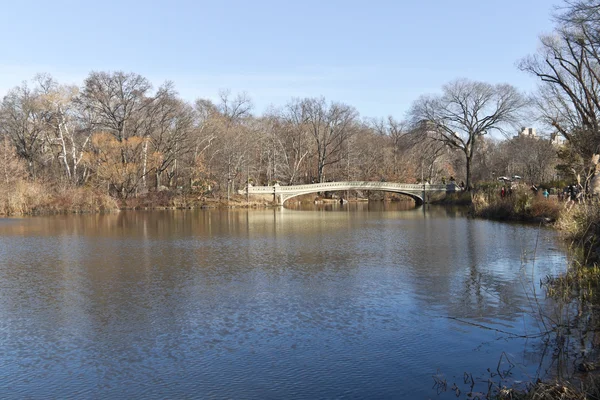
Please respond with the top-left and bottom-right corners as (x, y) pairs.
(0, 71), (453, 199)
(519, 0), (600, 188)
(0, 69), (564, 202)
(6, 0), (600, 206)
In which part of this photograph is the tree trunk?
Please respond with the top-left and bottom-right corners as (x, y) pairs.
(465, 156), (471, 191)
(142, 138), (148, 188)
(318, 162), (325, 183)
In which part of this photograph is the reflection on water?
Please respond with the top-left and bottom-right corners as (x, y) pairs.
(0, 205), (567, 399)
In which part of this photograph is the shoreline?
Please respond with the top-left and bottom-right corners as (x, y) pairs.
(0, 193), (419, 217)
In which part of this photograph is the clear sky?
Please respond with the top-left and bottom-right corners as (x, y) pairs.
(0, 0), (557, 121)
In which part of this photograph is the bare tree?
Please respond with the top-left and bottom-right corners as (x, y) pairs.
(273, 100), (313, 184)
(0, 81), (49, 177)
(147, 88), (195, 189)
(351, 127), (388, 180)
(373, 116), (409, 178)
(34, 74), (93, 184)
(201, 91), (254, 197)
(218, 89), (253, 123)
(519, 0), (600, 178)
(410, 79), (526, 190)
(76, 71), (153, 142)
(490, 135), (558, 184)
(191, 98), (219, 166)
(299, 98), (357, 182)
(556, 1), (600, 26)
(511, 136), (558, 184)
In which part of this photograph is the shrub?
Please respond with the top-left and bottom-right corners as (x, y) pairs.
(472, 187), (562, 222)
(529, 197), (561, 221)
(0, 182), (119, 216)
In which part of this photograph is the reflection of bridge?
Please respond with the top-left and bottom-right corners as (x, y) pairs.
(240, 181), (458, 206)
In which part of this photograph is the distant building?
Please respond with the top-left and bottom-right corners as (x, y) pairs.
(514, 127), (537, 139)
(512, 127), (566, 146)
(550, 132), (566, 146)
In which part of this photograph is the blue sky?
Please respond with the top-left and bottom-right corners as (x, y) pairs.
(0, 0), (557, 120)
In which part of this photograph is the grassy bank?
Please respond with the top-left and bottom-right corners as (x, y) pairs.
(0, 183), (279, 216)
(432, 191), (473, 206)
(118, 191), (275, 210)
(470, 188), (562, 223)
(0, 181), (119, 216)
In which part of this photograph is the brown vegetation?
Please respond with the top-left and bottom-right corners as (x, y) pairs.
(0, 182), (118, 216)
(471, 188), (562, 223)
(0, 69), (564, 216)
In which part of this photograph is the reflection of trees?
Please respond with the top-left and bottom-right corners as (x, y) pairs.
(404, 219), (555, 325)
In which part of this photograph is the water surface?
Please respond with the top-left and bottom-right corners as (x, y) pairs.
(0, 204), (567, 398)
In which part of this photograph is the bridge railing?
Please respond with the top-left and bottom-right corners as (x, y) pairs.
(243, 181), (450, 193)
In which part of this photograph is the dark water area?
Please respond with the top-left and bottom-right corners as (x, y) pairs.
(0, 203), (568, 399)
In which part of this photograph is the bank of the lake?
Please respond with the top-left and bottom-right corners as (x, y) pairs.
(470, 190), (562, 225)
(0, 185), (417, 216)
(0, 184), (274, 216)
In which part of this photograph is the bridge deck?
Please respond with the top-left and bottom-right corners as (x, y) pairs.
(245, 181), (449, 194)
(240, 181), (458, 206)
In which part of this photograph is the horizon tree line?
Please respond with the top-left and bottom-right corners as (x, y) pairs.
(0, 71), (566, 199)
(3, 0), (599, 199)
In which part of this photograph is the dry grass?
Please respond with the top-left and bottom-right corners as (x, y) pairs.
(118, 191), (275, 210)
(499, 381), (588, 400)
(45, 186), (119, 213)
(468, 197), (600, 400)
(0, 181), (119, 215)
(473, 196), (515, 220)
(0, 179), (274, 215)
(544, 263), (600, 303)
(530, 198), (562, 220)
(555, 203), (600, 267)
(472, 190), (562, 223)
(437, 191), (473, 205)
(0, 180), (51, 215)
(556, 203), (600, 238)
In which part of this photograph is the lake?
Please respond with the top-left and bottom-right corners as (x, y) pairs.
(0, 203), (567, 399)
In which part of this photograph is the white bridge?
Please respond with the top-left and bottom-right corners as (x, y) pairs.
(240, 181), (459, 206)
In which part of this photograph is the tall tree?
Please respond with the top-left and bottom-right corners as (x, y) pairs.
(76, 71), (152, 142)
(519, 0), (600, 183)
(145, 85), (195, 189)
(200, 91), (254, 196)
(0, 81), (49, 177)
(373, 116), (409, 179)
(505, 135), (558, 184)
(35, 74), (92, 184)
(76, 71), (161, 195)
(409, 79), (526, 190)
(274, 100), (313, 184)
(300, 97), (357, 183)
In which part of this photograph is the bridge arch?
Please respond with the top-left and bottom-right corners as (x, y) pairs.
(278, 187), (424, 206)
